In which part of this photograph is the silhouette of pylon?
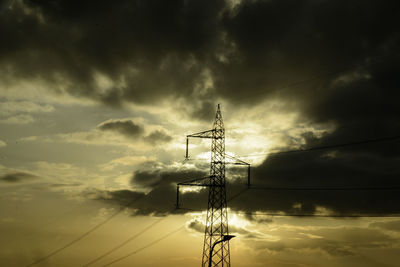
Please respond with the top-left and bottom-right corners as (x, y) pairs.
(176, 104), (250, 266)
(202, 104), (230, 266)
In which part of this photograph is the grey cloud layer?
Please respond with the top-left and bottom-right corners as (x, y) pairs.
(0, 172), (38, 183)
(1, 1), (397, 107)
(98, 120), (144, 137)
(98, 119), (172, 144)
(2, 0), (400, 216)
(91, 162), (400, 216)
(3, 0), (400, 146)
(87, 167), (208, 215)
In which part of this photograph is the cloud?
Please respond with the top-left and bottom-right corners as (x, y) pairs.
(0, 114), (34, 124)
(86, 153), (400, 217)
(99, 155), (156, 171)
(4, 0), (398, 218)
(243, 222), (398, 261)
(237, 133), (400, 215)
(0, 100), (54, 115)
(0, 100), (54, 124)
(85, 164), (208, 215)
(0, 0), (398, 117)
(0, 140), (6, 148)
(186, 217), (270, 239)
(96, 119), (173, 145)
(370, 220), (400, 232)
(98, 119), (144, 138)
(0, 0), (226, 106)
(144, 130), (173, 145)
(0, 172), (38, 183)
(93, 119), (173, 146)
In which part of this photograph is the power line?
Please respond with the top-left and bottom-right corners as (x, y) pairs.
(25, 207), (123, 267)
(182, 134), (400, 163)
(25, 192), (148, 267)
(82, 216), (167, 267)
(178, 207), (400, 218)
(101, 225), (185, 267)
(248, 185), (400, 191)
(234, 211), (400, 218)
(99, 187), (250, 266)
(178, 187), (400, 218)
(238, 134), (400, 158)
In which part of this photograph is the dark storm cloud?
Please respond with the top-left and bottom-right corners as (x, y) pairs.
(90, 148), (400, 216)
(4, 0), (399, 215)
(97, 119), (172, 143)
(88, 167), (209, 215)
(1, 0), (399, 109)
(1, 0), (226, 105)
(143, 130), (172, 145)
(0, 172), (38, 183)
(98, 119), (144, 138)
(231, 145), (400, 215)
(2, 0), (400, 130)
(217, 0), (400, 104)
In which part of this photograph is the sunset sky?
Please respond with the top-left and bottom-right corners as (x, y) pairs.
(1, 0), (400, 266)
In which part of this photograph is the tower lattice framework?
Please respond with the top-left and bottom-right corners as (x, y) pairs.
(202, 104), (230, 266)
(176, 104), (250, 266)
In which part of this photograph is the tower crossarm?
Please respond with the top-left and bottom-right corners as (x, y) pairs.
(225, 154), (251, 188)
(185, 129), (215, 159)
(225, 154), (250, 166)
(187, 129), (215, 139)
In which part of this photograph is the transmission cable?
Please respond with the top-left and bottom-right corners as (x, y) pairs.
(234, 211), (400, 218)
(248, 185), (400, 191)
(82, 216), (168, 267)
(101, 225), (185, 267)
(239, 134), (400, 158)
(25, 188), (157, 267)
(179, 207), (400, 218)
(178, 186), (400, 218)
(98, 187), (249, 266)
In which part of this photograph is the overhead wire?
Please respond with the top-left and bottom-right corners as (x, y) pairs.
(178, 183), (400, 218)
(98, 187), (250, 266)
(25, 182), (165, 267)
(82, 216), (168, 267)
(178, 207), (400, 218)
(248, 185), (400, 191)
(238, 134), (400, 158)
(182, 135), (400, 163)
(234, 211), (400, 218)
(101, 225), (185, 267)
(25, 202), (132, 267)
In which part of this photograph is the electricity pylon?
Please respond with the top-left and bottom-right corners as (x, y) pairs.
(176, 104), (250, 267)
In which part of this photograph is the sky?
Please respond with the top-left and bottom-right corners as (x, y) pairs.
(1, 0), (400, 266)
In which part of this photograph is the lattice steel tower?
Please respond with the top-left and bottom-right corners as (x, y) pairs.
(176, 104), (250, 266)
(203, 103), (229, 266)
(176, 104), (230, 266)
